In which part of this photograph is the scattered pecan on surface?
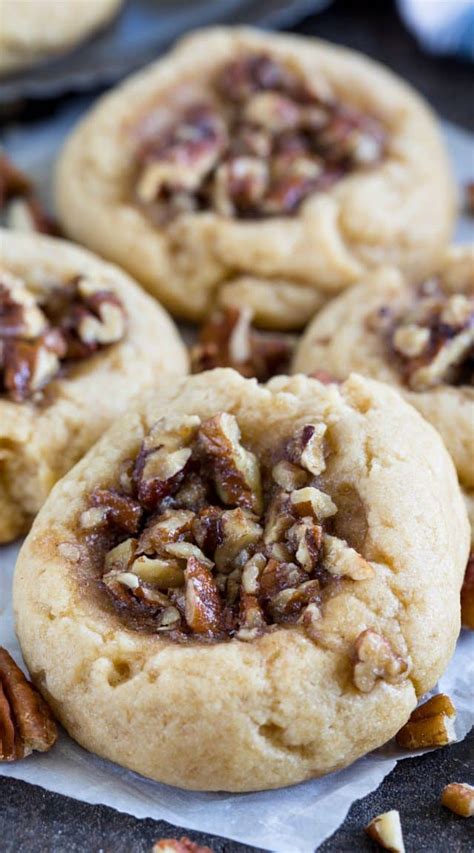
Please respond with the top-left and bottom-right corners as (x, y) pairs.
(190, 305), (295, 381)
(396, 693), (457, 749)
(81, 409), (397, 671)
(134, 51), (386, 223)
(152, 838), (214, 853)
(441, 783), (474, 817)
(0, 273), (126, 402)
(0, 152), (60, 235)
(365, 810), (405, 853)
(0, 646), (57, 762)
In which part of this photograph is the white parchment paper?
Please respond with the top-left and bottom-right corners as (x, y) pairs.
(0, 114), (473, 852)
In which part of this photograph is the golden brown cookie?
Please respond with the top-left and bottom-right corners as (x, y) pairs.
(0, 0), (122, 75)
(0, 229), (187, 542)
(14, 370), (468, 791)
(55, 27), (455, 330)
(292, 245), (474, 537)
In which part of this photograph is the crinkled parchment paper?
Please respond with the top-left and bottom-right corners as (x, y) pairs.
(0, 115), (473, 853)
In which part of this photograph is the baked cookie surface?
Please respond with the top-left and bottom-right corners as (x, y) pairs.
(55, 27), (455, 330)
(0, 229), (187, 542)
(0, 0), (122, 75)
(14, 369), (468, 791)
(292, 246), (474, 529)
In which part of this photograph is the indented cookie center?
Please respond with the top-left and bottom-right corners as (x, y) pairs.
(0, 271), (126, 403)
(82, 411), (382, 648)
(371, 277), (474, 391)
(132, 52), (386, 224)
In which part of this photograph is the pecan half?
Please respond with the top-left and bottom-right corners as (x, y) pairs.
(353, 629), (409, 693)
(0, 647), (57, 762)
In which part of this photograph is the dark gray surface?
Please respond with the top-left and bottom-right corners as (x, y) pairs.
(1, 1), (473, 850)
(1, 730), (472, 851)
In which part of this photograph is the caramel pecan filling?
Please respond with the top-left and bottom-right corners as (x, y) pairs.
(134, 52), (386, 223)
(371, 278), (474, 391)
(0, 272), (125, 402)
(83, 413), (383, 650)
(191, 306), (295, 381)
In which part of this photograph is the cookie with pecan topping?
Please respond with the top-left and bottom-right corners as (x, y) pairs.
(13, 369), (468, 790)
(55, 27), (454, 331)
(0, 0), (122, 75)
(293, 245), (474, 543)
(0, 229), (187, 542)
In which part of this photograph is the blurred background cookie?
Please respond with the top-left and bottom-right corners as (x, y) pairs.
(0, 0), (123, 76)
(55, 27), (456, 330)
(0, 229), (187, 542)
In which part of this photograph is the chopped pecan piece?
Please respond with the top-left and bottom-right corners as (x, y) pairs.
(214, 508), (262, 571)
(353, 629), (409, 693)
(272, 460), (308, 491)
(465, 181), (474, 215)
(184, 556), (223, 635)
(0, 153), (32, 204)
(461, 553), (474, 629)
(198, 413), (263, 514)
(441, 783), (474, 817)
(396, 693), (456, 749)
(134, 416), (200, 509)
(365, 810), (405, 853)
(136, 104), (227, 204)
(0, 647), (57, 762)
(323, 535), (374, 580)
(2, 336), (61, 402)
(139, 509), (195, 554)
(389, 283), (474, 390)
(290, 486), (337, 520)
(91, 489), (143, 533)
(286, 518), (322, 571)
(212, 156), (268, 216)
(104, 538), (137, 572)
(237, 591), (267, 640)
(152, 837), (213, 853)
(191, 306), (294, 382)
(393, 324), (430, 358)
(218, 53), (296, 103)
(1, 271), (125, 402)
(5, 196), (60, 236)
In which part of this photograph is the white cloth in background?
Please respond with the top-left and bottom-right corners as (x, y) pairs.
(399, 0), (474, 59)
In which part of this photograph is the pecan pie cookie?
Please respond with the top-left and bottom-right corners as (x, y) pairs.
(293, 245), (474, 538)
(0, 0), (122, 75)
(14, 369), (468, 790)
(55, 27), (455, 331)
(0, 229), (187, 542)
